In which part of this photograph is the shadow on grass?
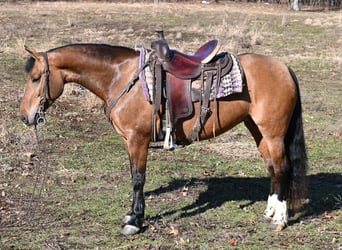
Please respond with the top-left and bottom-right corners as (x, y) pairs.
(146, 173), (341, 222)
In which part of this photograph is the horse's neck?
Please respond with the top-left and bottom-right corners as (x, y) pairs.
(55, 46), (138, 103)
(59, 55), (115, 101)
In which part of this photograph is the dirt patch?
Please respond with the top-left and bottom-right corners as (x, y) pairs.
(206, 140), (259, 160)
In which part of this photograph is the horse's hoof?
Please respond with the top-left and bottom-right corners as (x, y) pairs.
(121, 224), (140, 236)
(262, 215), (272, 222)
(121, 215), (131, 225)
(269, 222), (286, 232)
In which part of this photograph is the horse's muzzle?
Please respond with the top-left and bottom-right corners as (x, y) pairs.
(20, 114), (31, 126)
(20, 114), (40, 126)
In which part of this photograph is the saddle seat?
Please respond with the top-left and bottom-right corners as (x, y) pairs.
(178, 39), (220, 64)
(152, 39), (220, 79)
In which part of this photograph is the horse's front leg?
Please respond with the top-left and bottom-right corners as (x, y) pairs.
(121, 137), (149, 236)
(121, 163), (146, 235)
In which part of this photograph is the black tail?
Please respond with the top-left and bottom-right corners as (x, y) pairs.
(286, 68), (308, 209)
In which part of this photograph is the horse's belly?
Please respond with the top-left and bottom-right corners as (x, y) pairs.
(175, 98), (250, 142)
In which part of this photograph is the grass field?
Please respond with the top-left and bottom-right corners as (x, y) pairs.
(0, 1), (341, 249)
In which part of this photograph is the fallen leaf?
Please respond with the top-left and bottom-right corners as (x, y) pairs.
(328, 131), (340, 137)
(280, 240), (290, 247)
(322, 211), (335, 220)
(149, 224), (158, 233)
(228, 238), (238, 246)
(169, 225), (179, 237)
(178, 237), (186, 245)
(23, 152), (36, 158)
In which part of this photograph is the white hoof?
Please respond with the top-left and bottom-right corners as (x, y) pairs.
(269, 221), (286, 232)
(121, 224), (140, 236)
(270, 199), (288, 231)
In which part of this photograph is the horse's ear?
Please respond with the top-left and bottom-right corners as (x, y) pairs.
(24, 46), (42, 60)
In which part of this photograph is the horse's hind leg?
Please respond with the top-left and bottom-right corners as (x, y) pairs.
(262, 136), (290, 230)
(244, 118), (276, 217)
(244, 117), (288, 229)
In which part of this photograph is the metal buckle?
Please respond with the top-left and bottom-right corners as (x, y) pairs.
(36, 105), (46, 126)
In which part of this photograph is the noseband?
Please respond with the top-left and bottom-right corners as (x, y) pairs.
(36, 52), (50, 126)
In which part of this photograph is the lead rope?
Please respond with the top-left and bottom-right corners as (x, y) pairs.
(29, 118), (49, 222)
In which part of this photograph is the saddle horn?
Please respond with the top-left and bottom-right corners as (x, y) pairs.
(151, 30), (171, 62)
(155, 30), (165, 39)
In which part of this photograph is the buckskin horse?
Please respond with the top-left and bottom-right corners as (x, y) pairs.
(19, 36), (307, 235)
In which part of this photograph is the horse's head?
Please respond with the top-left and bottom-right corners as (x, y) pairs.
(20, 46), (64, 126)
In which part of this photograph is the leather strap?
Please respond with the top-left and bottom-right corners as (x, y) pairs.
(151, 60), (163, 141)
(106, 62), (148, 120)
(186, 70), (213, 142)
(40, 52), (51, 106)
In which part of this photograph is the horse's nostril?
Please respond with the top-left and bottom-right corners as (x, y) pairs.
(20, 115), (28, 125)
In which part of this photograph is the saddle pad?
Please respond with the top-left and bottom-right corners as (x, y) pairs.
(138, 48), (154, 102)
(209, 54), (244, 100)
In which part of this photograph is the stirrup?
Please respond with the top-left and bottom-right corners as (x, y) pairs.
(163, 127), (175, 150)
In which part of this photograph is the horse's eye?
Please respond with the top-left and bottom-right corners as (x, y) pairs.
(32, 76), (41, 83)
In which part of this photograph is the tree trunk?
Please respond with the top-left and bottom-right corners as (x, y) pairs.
(290, 0), (301, 10)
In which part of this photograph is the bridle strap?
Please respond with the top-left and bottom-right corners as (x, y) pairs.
(40, 52), (51, 106)
(35, 52), (50, 126)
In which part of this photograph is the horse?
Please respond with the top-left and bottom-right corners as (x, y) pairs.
(19, 42), (307, 236)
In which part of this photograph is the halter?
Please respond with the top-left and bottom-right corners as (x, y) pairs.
(36, 52), (50, 126)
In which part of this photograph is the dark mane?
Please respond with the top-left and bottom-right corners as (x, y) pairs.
(47, 43), (135, 53)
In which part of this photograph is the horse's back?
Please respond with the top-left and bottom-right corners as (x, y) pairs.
(238, 53), (294, 90)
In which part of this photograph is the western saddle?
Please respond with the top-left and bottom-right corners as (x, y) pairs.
(150, 31), (233, 148)
(152, 38), (220, 79)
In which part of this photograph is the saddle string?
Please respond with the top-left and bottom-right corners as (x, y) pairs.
(213, 63), (222, 139)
